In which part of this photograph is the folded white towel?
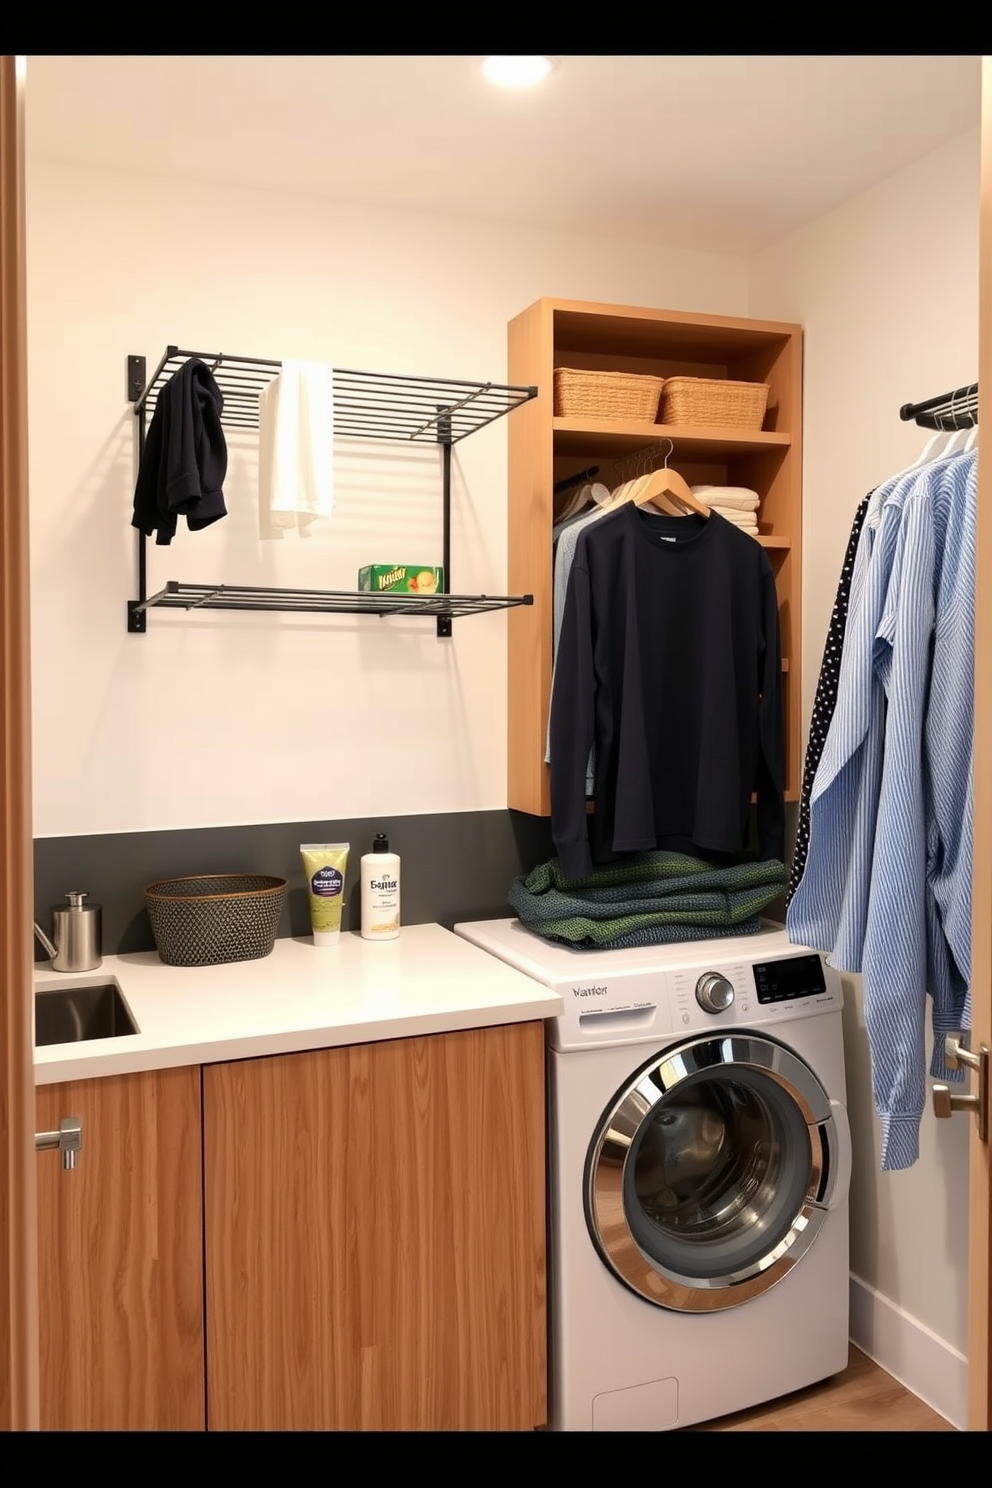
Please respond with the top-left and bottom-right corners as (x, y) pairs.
(693, 486), (761, 512)
(715, 511), (759, 532)
(258, 360), (335, 539)
(692, 484), (760, 500)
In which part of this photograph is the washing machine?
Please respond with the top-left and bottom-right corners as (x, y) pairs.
(454, 917), (852, 1432)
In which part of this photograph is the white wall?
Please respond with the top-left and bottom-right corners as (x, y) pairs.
(748, 128), (980, 1424)
(25, 160), (746, 838)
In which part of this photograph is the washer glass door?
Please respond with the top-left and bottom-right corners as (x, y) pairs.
(585, 1033), (841, 1312)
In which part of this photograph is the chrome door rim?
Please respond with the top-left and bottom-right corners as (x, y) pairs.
(584, 1033), (839, 1312)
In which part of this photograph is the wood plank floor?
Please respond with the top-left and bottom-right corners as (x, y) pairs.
(686, 1346), (955, 1431)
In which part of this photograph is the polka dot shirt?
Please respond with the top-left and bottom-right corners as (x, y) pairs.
(787, 495), (872, 906)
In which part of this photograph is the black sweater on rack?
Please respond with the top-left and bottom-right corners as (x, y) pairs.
(131, 358), (228, 545)
(549, 504), (785, 881)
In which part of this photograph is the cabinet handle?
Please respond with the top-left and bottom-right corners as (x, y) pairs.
(35, 1116), (83, 1170)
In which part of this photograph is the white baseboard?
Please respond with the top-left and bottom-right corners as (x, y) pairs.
(849, 1273), (967, 1429)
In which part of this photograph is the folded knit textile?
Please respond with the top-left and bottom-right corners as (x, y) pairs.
(508, 851), (787, 950)
(714, 511), (759, 528)
(691, 485), (761, 511)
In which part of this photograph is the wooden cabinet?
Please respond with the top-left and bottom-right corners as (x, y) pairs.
(36, 1020), (547, 1432)
(507, 296), (803, 818)
(203, 1021), (547, 1431)
(36, 1066), (205, 1431)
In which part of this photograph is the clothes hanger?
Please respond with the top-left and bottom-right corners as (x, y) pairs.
(937, 390), (972, 458)
(606, 448), (671, 512)
(555, 463), (607, 522)
(555, 472), (593, 523)
(906, 424), (951, 469)
(604, 448), (643, 510)
(634, 441), (710, 517)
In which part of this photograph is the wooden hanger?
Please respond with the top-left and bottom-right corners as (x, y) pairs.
(634, 443), (710, 517)
(631, 472), (682, 514)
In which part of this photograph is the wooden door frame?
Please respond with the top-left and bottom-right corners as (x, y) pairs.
(968, 54), (992, 1433)
(0, 52), (39, 1432)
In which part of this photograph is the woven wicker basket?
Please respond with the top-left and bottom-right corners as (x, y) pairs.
(554, 367), (665, 422)
(144, 873), (287, 967)
(659, 377), (770, 430)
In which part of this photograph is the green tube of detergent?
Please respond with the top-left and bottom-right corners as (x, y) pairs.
(301, 842), (350, 946)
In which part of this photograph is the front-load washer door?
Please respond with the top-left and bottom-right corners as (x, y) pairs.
(585, 1032), (848, 1312)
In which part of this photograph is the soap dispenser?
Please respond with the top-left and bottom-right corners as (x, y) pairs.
(360, 833), (401, 941)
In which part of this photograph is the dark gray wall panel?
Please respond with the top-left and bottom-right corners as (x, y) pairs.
(34, 810), (556, 957)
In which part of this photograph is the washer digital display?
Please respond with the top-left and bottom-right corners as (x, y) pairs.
(752, 953), (827, 1004)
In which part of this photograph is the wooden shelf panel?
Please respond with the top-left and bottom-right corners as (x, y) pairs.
(551, 303), (798, 359)
(757, 535), (792, 550)
(552, 418), (791, 460)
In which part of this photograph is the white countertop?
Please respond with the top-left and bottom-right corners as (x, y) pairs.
(34, 924), (562, 1086)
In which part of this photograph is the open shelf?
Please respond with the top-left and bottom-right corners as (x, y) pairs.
(551, 418), (791, 460)
(552, 303), (795, 360)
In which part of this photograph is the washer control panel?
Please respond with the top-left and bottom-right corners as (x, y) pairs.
(668, 951), (840, 1031)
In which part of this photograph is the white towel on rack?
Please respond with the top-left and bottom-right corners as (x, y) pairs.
(258, 360), (334, 539)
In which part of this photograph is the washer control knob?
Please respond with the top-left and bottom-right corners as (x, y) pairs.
(696, 973), (735, 1014)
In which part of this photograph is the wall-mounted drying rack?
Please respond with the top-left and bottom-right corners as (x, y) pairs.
(126, 347), (538, 637)
(900, 382), (979, 430)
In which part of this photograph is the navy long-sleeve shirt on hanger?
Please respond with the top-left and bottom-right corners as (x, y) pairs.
(549, 504), (784, 882)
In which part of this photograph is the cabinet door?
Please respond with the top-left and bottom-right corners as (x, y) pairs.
(204, 1021), (547, 1431)
(36, 1067), (205, 1431)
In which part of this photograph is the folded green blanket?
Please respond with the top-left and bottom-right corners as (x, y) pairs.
(507, 851), (786, 950)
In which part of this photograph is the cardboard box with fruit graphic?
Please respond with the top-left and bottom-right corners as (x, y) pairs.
(358, 564), (445, 596)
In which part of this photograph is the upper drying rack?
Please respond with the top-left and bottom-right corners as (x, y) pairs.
(128, 348), (538, 443)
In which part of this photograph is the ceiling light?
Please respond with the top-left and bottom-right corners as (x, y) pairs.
(482, 56), (556, 89)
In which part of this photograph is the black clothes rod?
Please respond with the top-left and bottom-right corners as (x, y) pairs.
(900, 383), (979, 431)
(554, 465), (600, 495)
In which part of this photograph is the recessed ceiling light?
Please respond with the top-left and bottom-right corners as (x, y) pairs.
(482, 56), (556, 89)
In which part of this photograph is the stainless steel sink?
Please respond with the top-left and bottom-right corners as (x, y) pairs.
(35, 981), (139, 1047)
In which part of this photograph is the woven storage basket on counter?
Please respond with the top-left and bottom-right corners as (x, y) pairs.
(554, 367), (665, 422)
(659, 376), (770, 429)
(143, 873), (287, 967)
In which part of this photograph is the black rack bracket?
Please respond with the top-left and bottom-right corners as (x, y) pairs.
(127, 600), (147, 634)
(126, 356), (146, 403)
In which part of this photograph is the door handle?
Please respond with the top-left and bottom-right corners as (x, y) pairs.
(932, 1036), (988, 1142)
(35, 1115), (82, 1170)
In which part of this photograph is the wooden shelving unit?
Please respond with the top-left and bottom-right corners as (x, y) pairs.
(507, 296), (803, 819)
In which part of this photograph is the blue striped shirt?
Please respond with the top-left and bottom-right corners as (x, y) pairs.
(787, 453), (975, 1170)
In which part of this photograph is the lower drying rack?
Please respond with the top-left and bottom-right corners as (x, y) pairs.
(128, 580), (535, 629)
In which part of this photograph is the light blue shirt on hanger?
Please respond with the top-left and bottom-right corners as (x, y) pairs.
(787, 451), (975, 1171)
